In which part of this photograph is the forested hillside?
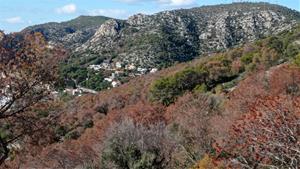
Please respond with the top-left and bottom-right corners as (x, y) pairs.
(2, 23), (299, 169)
(0, 2), (300, 169)
(23, 3), (300, 92)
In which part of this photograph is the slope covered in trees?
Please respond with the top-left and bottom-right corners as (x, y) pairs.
(21, 3), (300, 92)
(1, 24), (299, 169)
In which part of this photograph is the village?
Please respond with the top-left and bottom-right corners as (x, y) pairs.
(63, 60), (158, 96)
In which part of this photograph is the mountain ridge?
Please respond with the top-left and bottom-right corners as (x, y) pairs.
(21, 2), (300, 90)
(72, 2), (300, 68)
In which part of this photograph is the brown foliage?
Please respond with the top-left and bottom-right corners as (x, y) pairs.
(165, 93), (223, 168)
(0, 32), (65, 165)
(221, 96), (300, 169)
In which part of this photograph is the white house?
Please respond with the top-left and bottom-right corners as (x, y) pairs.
(137, 67), (148, 74)
(104, 78), (113, 82)
(150, 68), (158, 73)
(112, 81), (121, 88)
(126, 64), (136, 70)
(88, 65), (101, 71)
(116, 62), (122, 69)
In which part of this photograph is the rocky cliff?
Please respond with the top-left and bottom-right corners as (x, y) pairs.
(24, 3), (300, 68)
(22, 15), (110, 49)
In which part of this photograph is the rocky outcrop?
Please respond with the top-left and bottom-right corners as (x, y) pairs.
(23, 3), (300, 68)
(22, 15), (110, 48)
(73, 3), (300, 68)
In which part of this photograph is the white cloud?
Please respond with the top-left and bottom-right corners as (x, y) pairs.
(56, 4), (77, 14)
(117, 0), (140, 3)
(158, 0), (196, 6)
(117, 0), (196, 7)
(5, 17), (23, 24)
(89, 9), (129, 19)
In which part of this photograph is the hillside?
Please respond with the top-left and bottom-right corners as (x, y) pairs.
(1, 2), (300, 169)
(21, 2), (300, 92)
(22, 15), (111, 49)
(23, 3), (300, 69)
(4, 22), (300, 169)
(72, 2), (300, 68)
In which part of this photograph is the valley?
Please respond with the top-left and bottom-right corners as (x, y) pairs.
(0, 2), (300, 169)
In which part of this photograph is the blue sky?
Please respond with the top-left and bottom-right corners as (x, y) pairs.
(0, 0), (299, 32)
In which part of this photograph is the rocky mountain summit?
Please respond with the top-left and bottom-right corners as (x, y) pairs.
(23, 15), (110, 49)
(24, 3), (300, 68)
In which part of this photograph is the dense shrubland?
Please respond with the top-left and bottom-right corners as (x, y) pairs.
(2, 24), (300, 169)
(150, 26), (300, 105)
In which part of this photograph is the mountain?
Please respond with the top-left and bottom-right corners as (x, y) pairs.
(10, 22), (300, 169)
(22, 15), (111, 49)
(23, 3), (300, 69)
(69, 3), (300, 68)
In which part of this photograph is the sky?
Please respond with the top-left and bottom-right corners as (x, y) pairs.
(0, 0), (299, 33)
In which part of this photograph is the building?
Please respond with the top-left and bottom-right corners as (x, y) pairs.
(104, 78), (113, 82)
(150, 68), (158, 73)
(126, 64), (136, 70)
(112, 81), (121, 88)
(116, 62), (122, 69)
(137, 67), (148, 74)
(88, 65), (102, 71)
(63, 88), (83, 96)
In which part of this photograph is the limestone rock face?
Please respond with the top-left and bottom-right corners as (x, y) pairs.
(22, 15), (110, 48)
(127, 13), (151, 26)
(73, 3), (299, 68)
(22, 3), (300, 68)
(95, 19), (121, 37)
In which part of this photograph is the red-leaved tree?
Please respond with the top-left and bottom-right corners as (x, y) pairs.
(222, 96), (300, 169)
(0, 31), (65, 165)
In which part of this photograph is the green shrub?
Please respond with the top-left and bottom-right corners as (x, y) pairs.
(214, 85), (223, 95)
(54, 125), (69, 142)
(267, 37), (284, 53)
(241, 53), (254, 65)
(150, 76), (179, 106)
(150, 67), (208, 106)
(95, 103), (109, 115)
(193, 84), (208, 93)
(37, 110), (49, 118)
(286, 44), (300, 58)
(83, 120), (94, 129)
(177, 68), (207, 89)
(293, 53), (300, 67)
(101, 120), (173, 169)
(65, 131), (80, 140)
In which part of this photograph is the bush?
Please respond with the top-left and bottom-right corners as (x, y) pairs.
(37, 110), (49, 118)
(101, 119), (174, 169)
(65, 131), (80, 140)
(267, 37), (284, 53)
(83, 120), (94, 129)
(293, 53), (300, 67)
(240, 53), (254, 65)
(191, 154), (219, 169)
(95, 103), (109, 115)
(150, 77), (180, 106)
(150, 67), (207, 106)
(286, 44), (300, 58)
(193, 84), (208, 93)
